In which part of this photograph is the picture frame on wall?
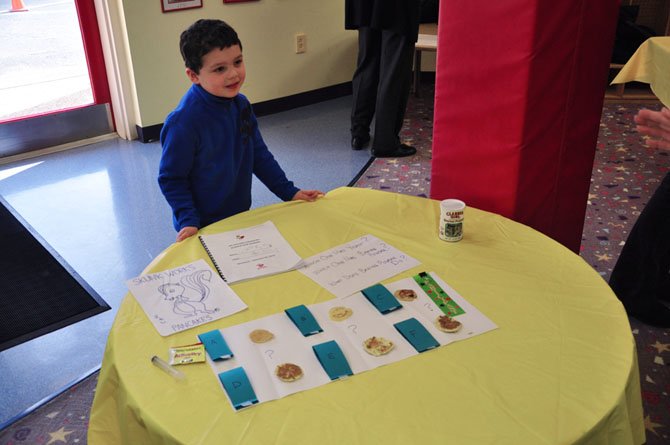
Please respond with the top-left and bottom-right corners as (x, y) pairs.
(161, 0), (203, 13)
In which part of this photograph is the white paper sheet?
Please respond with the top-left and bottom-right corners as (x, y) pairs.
(203, 273), (498, 411)
(126, 259), (247, 336)
(199, 221), (303, 284)
(298, 235), (421, 297)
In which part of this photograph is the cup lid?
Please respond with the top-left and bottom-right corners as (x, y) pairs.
(440, 199), (465, 211)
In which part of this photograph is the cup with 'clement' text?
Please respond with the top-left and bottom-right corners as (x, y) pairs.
(439, 199), (465, 242)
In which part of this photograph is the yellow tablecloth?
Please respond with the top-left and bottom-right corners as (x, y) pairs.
(88, 187), (644, 445)
(612, 36), (670, 107)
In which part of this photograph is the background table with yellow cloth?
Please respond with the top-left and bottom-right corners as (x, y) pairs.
(612, 36), (670, 107)
(88, 187), (644, 445)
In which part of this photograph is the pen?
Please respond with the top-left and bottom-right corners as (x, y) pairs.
(151, 355), (186, 381)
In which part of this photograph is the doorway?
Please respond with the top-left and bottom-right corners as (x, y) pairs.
(0, 0), (114, 160)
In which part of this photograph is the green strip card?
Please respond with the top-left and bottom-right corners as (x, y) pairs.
(413, 271), (465, 317)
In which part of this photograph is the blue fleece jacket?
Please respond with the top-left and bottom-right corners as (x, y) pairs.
(158, 85), (299, 231)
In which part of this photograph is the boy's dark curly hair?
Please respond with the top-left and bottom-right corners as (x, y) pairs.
(179, 19), (242, 73)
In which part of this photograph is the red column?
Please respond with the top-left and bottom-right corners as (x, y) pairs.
(430, 0), (619, 252)
(74, 0), (111, 105)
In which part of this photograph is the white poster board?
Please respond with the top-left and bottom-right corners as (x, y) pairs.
(203, 273), (497, 410)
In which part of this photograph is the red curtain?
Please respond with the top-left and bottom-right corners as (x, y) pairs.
(430, 0), (619, 252)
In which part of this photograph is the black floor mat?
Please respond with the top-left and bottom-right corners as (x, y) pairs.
(0, 196), (109, 352)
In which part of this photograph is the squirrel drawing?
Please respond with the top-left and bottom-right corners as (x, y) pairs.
(158, 270), (217, 317)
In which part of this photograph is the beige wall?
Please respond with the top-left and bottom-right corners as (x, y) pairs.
(121, 0), (358, 127)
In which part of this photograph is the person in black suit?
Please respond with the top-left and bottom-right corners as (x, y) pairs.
(345, 0), (420, 158)
(609, 107), (670, 327)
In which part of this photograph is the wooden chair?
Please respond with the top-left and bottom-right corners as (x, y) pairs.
(413, 23), (438, 97)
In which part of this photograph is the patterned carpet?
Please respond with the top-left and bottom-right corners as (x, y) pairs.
(589, 101), (670, 445)
(1, 83), (669, 444)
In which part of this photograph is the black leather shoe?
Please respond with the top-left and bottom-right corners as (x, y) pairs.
(351, 134), (370, 150)
(372, 143), (417, 158)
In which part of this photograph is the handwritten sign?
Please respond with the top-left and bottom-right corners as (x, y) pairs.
(126, 259), (247, 336)
(297, 235), (420, 297)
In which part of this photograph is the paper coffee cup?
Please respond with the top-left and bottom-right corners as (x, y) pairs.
(439, 199), (465, 242)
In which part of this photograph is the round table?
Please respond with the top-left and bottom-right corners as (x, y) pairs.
(88, 187), (644, 445)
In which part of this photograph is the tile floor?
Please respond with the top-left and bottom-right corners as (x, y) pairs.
(0, 95), (371, 427)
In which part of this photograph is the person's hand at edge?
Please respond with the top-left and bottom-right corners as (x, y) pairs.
(292, 190), (325, 202)
(635, 107), (670, 151)
(176, 226), (198, 242)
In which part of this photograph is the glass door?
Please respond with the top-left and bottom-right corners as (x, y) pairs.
(0, 0), (113, 159)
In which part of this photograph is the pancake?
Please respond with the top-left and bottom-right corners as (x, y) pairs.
(328, 306), (353, 321)
(275, 363), (303, 382)
(435, 315), (462, 333)
(363, 336), (394, 356)
(393, 289), (417, 301)
(249, 329), (275, 343)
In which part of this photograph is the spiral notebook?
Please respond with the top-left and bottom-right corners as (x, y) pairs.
(199, 221), (303, 284)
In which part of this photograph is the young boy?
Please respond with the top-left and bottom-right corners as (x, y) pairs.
(159, 19), (322, 242)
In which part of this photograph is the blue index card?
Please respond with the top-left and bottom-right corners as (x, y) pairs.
(198, 329), (233, 361)
(285, 305), (323, 336)
(362, 284), (403, 314)
(394, 318), (440, 353)
(312, 341), (353, 381)
(218, 367), (258, 410)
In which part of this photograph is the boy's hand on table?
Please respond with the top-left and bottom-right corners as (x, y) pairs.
(292, 190), (325, 202)
(176, 226), (198, 242)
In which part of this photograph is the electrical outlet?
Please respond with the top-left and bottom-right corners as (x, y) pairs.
(295, 33), (307, 54)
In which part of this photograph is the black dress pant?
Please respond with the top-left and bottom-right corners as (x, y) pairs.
(350, 27), (414, 150)
(609, 171), (670, 311)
